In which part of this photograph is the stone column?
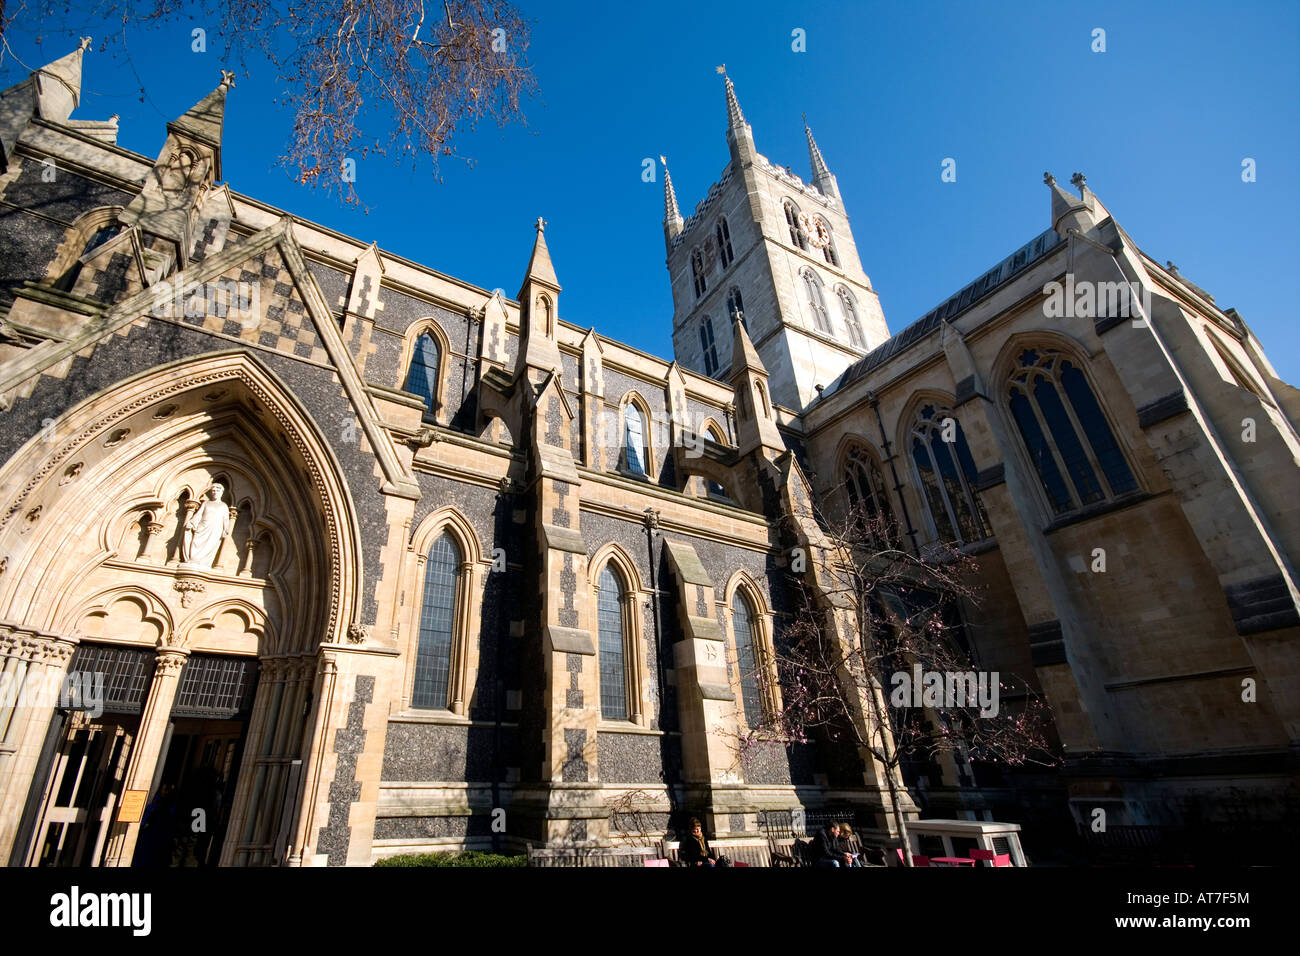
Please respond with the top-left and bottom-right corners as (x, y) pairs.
(0, 625), (77, 864)
(101, 647), (188, 866)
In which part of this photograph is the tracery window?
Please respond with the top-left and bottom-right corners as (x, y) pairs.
(802, 269), (832, 335)
(909, 405), (990, 544)
(1007, 348), (1138, 515)
(837, 286), (866, 348)
(843, 443), (895, 541)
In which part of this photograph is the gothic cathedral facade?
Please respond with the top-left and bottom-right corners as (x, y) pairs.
(0, 49), (1295, 866)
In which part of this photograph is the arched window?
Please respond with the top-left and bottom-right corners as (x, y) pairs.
(726, 287), (746, 330)
(784, 200), (809, 250)
(715, 218), (734, 268)
(731, 590), (764, 726)
(691, 248), (708, 298)
(55, 221), (122, 290)
(597, 565), (630, 720)
(412, 532), (460, 709)
(1007, 348), (1138, 515)
(623, 400), (650, 477)
(802, 269), (832, 335)
(404, 332), (441, 422)
(843, 443), (895, 541)
(699, 316), (719, 376)
(909, 405), (990, 544)
(815, 217), (839, 266)
(837, 286), (866, 349)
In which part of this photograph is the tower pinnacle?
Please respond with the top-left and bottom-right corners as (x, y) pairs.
(803, 117), (839, 200)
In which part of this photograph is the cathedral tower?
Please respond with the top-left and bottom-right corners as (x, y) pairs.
(664, 71), (889, 411)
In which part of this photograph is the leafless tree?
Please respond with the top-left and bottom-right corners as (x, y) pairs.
(734, 493), (1057, 866)
(1, 0), (538, 204)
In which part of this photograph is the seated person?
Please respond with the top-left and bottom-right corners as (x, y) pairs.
(813, 822), (854, 868)
(837, 823), (864, 867)
(679, 818), (727, 867)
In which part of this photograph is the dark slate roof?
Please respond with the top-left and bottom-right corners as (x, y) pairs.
(824, 227), (1064, 396)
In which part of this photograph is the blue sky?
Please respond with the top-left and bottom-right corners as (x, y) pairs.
(5, 0), (1299, 380)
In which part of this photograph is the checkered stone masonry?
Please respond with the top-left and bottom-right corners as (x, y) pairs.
(317, 674), (374, 866)
(179, 248), (331, 365)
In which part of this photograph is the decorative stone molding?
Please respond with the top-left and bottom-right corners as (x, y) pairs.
(346, 623), (370, 645)
(0, 624), (78, 665)
(173, 577), (206, 608)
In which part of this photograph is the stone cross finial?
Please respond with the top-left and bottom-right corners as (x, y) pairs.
(79, 37), (93, 52)
(219, 69), (236, 91)
(535, 216), (546, 233)
(1043, 172), (1056, 186)
(715, 64), (727, 76)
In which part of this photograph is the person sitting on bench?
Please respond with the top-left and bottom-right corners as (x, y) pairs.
(813, 822), (854, 868)
(679, 818), (730, 867)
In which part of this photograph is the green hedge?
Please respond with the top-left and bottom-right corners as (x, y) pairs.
(375, 851), (527, 868)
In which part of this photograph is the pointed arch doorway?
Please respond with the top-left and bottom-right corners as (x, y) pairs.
(0, 352), (363, 867)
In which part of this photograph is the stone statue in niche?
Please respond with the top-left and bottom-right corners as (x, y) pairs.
(181, 483), (232, 568)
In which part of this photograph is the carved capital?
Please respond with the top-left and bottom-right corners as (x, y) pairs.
(154, 650), (189, 677)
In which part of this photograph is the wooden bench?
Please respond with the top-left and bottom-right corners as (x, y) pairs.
(663, 837), (772, 867)
(526, 845), (659, 867)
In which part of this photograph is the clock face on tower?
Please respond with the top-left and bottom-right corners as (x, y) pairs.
(809, 218), (832, 249)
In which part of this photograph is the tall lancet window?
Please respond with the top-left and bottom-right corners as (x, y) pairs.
(716, 218), (734, 268)
(802, 269), (832, 335)
(699, 317), (719, 376)
(785, 200), (809, 250)
(624, 401), (649, 476)
(691, 248), (708, 298)
(597, 565), (629, 720)
(732, 591), (764, 726)
(837, 287), (866, 349)
(404, 332), (441, 422)
(412, 532), (460, 709)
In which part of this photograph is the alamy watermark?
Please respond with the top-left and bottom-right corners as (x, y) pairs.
(889, 664), (1000, 717)
(1042, 274), (1148, 327)
(0, 669), (104, 718)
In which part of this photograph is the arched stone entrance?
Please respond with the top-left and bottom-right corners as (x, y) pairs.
(0, 352), (363, 866)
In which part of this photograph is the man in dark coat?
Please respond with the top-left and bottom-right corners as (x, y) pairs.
(813, 822), (853, 868)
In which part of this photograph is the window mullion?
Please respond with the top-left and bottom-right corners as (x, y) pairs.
(1054, 371), (1115, 499)
(1026, 387), (1081, 510)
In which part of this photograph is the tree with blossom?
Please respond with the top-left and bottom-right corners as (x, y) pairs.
(735, 496), (1057, 866)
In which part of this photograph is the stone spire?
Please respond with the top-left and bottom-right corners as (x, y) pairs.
(717, 66), (756, 166)
(517, 217), (563, 381)
(168, 69), (234, 179)
(723, 73), (746, 130)
(661, 155), (683, 244)
(728, 311), (783, 456)
(803, 117), (839, 201)
(0, 38), (92, 168)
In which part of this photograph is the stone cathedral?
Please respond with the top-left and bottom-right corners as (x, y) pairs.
(0, 47), (1295, 867)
